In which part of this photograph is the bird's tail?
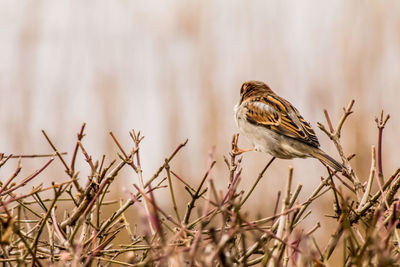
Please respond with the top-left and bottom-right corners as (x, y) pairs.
(311, 149), (343, 172)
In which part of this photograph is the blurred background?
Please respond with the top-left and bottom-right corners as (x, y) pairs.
(1, 1), (400, 264)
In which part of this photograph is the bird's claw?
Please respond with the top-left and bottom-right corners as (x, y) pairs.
(231, 134), (254, 156)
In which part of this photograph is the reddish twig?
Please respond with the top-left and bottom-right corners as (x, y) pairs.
(0, 158), (54, 196)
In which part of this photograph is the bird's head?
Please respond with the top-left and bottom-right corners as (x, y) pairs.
(239, 80), (273, 103)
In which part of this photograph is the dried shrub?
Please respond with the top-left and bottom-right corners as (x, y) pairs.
(0, 101), (399, 266)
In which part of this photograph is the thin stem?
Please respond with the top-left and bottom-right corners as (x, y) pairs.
(183, 161), (216, 225)
(165, 160), (181, 222)
(239, 157), (276, 208)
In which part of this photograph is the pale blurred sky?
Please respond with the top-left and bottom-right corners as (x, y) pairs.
(1, 1), (400, 212)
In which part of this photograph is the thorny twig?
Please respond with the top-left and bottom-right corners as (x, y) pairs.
(318, 100), (364, 199)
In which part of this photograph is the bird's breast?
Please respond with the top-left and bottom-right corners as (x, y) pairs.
(234, 104), (309, 159)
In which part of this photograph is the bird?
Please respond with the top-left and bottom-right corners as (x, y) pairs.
(234, 80), (343, 172)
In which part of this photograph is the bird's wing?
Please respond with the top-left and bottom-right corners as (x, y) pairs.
(244, 95), (320, 148)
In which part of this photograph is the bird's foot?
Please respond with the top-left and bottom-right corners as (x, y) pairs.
(232, 147), (255, 156)
(231, 134), (254, 156)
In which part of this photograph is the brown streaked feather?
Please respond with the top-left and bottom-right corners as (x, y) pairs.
(244, 94), (320, 148)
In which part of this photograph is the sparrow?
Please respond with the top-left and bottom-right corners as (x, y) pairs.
(234, 80), (343, 172)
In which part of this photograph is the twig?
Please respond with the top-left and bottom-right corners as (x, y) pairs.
(318, 100), (364, 199)
(145, 139), (188, 188)
(239, 157), (276, 208)
(3, 153), (67, 158)
(69, 123), (86, 193)
(0, 158), (22, 195)
(375, 110), (390, 185)
(41, 130), (71, 175)
(27, 183), (65, 266)
(323, 109), (334, 133)
(267, 167), (293, 267)
(324, 215), (344, 259)
(183, 160), (216, 225)
(50, 207), (68, 245)
(358, 146), (376, 209)
(386, 173), (400, 207)
(60, 160), (126, 229)
(0, 158), (54, 197)
(165, 160), (181, 222)
(0, 153), (13, 168)
(133, 184), (180, 228)
(77, 141), (96, 173)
